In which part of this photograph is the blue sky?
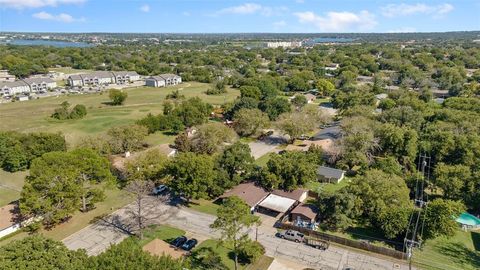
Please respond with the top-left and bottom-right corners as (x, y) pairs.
(0, 0), (479, 33)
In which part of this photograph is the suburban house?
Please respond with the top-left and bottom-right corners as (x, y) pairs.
(256, 194), (297, 217)
(0, 70), (15, 82)
(218, 182), (269, 212)
(111, 71), (140, 84)
(23, 77), (57, 92)
(145, 74), (182, 87)
(290, 203), (318, 223)
(0, 81), (30, 96)
(324, 63), (339, 71)
(317, 165), (346, 183)
(272, 189), (308, 203)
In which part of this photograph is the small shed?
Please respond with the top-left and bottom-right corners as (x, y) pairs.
(290, 203), (318, 223)
(317, 166), (345, 183)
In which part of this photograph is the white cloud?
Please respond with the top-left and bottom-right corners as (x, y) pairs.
(0, 0), (85, 9)
(32, 11), (84, 22)
(387, 27), (417, 33)
(139, 4), (150, 13)
(218, 3), (262, 15)
(215, 3), (287, 16)
(294, 10), (377, 32)
(273, 20), (287, 28)
(381, 3), (454, 18)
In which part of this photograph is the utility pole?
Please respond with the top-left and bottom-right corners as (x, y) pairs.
(404, 153), (430, 270)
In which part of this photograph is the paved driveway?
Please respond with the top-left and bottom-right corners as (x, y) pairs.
(63, 197), (412, 270)
(248, 132), (287, 159)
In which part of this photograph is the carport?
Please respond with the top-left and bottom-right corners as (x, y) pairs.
(257, 194), (296, 217)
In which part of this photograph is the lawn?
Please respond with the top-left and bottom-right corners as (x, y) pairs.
(254, 153), (272, 167)
(49, 67), (92, 74)
(139, 224), (186, 246)
(0, 187), (133, 247)
(304, 178), (350, 194)
(413, 230), (480, 270)
(0, 170), (28, 206)
(0, 82), (239, 147)
(194, 239), (272, 270)
(188, 198), (221, 216)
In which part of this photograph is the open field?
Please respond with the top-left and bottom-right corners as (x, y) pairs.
(0, 170), (28, 206)
(139, 224), (186, 246)
(0, 187), (132, 247)
(414, 230), (480, 270)
(0, 82), (239, 147)
(49, 67), (92, 74)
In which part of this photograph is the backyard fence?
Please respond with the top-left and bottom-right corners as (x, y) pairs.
(278, 223), (407, 260)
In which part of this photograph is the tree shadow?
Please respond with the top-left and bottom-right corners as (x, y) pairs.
(472, 231), (480, 251)
(97, 214), (135, 236)
(436, 241), (480, 269)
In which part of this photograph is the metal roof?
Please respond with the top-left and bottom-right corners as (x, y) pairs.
(317, 166), (345, 180)
(258, 194), (296, 213)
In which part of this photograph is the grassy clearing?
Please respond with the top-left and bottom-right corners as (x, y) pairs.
(188, 199), (220, 216)
(414, 230), (480, 270)
(245, 255), (274, 270)
(0, 82), (239, 147)
(139, 224), (186, 246)
(0, 187), (132, 247)
(304, 178), (350, 194)
(49, 67), (92, 74)
(254, 153), (272, 167)
(0, 170), (28, 206)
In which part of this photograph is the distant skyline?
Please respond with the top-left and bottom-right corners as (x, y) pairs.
(1, 0), (479, 33)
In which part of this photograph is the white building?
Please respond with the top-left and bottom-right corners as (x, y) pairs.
(112, 71), (140, 84)
(0, 70), (15, 82)
(23, 77), (57, 92)
(81, 71), (115, 85)
(265, 41), (302, 48)
(0, 81), (30, 96)
(67, 74), (83, 87)
(145, 74), (182, 88)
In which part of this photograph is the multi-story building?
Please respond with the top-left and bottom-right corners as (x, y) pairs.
(265, 41), (302, 48)
(145, 74), (182, 87)
(22, 78), (57, 92)
(0, 81), (30, 96)
(111, 71), (140, 84)
(81, 71), (115, 85)
(0, 70), (15, 82)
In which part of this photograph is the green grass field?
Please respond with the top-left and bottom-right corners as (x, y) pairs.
(0, 82), (239, 147)
(139, 225), (186, 246)
(414, 230), (480, 270)
(0, 170), (28, 206)
(49, 67), (92, 74)
(188, 198), (221, 216)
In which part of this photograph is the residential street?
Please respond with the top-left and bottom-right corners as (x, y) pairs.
(63, 197), (412, 270)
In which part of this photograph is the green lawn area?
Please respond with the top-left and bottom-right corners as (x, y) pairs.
(188, 198), (221, 216)
(304, 178), (350, 194)
(0, 187), (132, 247)
(144, 131), (176, 146)
(254, 153), (272, 167)
(194, 239), (273, 270)
(414, 230), (480, 270)
(0, 82), (239, 147)
(139, 224), (186, 247)
(49, 67), (92, 74)
(0, 170), (28, 206)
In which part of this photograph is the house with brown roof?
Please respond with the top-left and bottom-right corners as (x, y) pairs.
(218, 182), (269, 212)
(290, 203), (318, 223)
(272, 188), (308, 203)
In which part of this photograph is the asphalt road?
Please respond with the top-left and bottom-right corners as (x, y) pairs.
(63, 197), (412, 270)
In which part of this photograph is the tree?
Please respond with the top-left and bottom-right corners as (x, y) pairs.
(191, 247), (228, 270)
(216, 142), (254, 185)
(423, 199), (465, 240)
(107, 125), (148, 154)
(378, 206), (412, 239)
(109, 89), (128, 105)
(276, 106), (329, 142)
(210, 196), (261, 270)
(174, 97), (213, 127)
(51, 101), (71, 120)
(125, 180), (155, 239)
(264, 151), (318, 190)
(239, 85), (261, 100)
(259, 97), (291, 120)
(288, 74), (309, 92)
(0, 235), (88, 270)
(69, 104), (87, 119)
(233, 108), (269, 137)
(124, 149), (169, 184)
(316, 79), (335, 97)
(434, 163), (472, 200)
(206, 79), (227, 95)
(70, 148), (114, 212)
(167, 152), (216, 200)
(237, 238), (265, 264)
(183, 122), (237, 154)
(291, 95), (307, 110)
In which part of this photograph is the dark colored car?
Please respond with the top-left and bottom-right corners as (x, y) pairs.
(181, 238), (198, 251)
(171, 236), (187, 248)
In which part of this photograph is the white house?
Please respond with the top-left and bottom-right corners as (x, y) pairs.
(0, 70), (15, 82)
(81, 71), (115, 85)
(161, 74), (182, 86)
(67, 74), (83, 87)
(23, 77), (57, 92)
(0, 81), (30, 96)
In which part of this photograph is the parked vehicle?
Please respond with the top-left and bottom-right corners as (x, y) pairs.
(181, 238), (198, 251)
(278, 229), (305, 243)
(171, 236), (187, 248)
(152, 185), (168, 195)
(306, 238), (329, 250)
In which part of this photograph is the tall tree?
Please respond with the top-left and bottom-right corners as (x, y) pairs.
(233, 108), (269, 137)
(125, 180), (155, 239)
(108, 89), (128, 105)
(210, 196), (261, 270)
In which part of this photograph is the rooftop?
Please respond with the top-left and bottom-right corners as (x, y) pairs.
(291, 203), (318, 220)
(219, 182), (269, 208)
(258, 194), (296, 213)
(317, 166), (345, 180)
